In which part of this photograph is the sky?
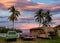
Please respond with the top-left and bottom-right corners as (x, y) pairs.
(0, 0), (60, 29)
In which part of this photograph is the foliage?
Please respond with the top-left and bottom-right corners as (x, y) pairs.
(35, 9), (52, 26)
(0, 27), (22, 33)
(35, 9), (43, 26)
(8, 6), (20, 28)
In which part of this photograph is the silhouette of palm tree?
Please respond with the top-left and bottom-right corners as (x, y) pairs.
(35, 9), (43, 27)
(35, 9), (52, 27)
(43, 10), (52, 26)
(8, 6), (20, 29)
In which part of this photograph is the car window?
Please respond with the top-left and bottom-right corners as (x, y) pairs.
(8, 32), (16, 34)
(23, 32), (31, 35)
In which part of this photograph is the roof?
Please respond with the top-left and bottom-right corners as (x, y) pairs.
(41, 26), (54, 32)
(30, 26), (54, 32)
(30, 27), (43, 31)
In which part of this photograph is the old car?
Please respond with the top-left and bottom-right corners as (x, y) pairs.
(6, 31), (18, 40)
(21, 32), (36, 40)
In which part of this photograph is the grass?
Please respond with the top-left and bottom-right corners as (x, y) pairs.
(0, 37), (60, 43)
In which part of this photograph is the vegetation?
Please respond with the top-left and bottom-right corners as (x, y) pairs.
(35, 9), (52, 27)
(8, 6), (20, 29)
(0, 27), (22, 33)
(0, 37), (60, 43)
(35, 9), (43, 27)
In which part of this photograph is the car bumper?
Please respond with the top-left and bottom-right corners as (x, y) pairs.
(6, 37), (17, 40)
(23, 37), (35, 39)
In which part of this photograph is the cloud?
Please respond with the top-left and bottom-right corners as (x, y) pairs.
(51, 8), (60, 14)
(16, 16), (60, 29)
(15, 1), (60, 14)
(0, 0), (60, 14)
(27, 0), (31, 2)
(49, 17), (60, 27)
(52, 0), (60, 6)
(18, 16), (34, 19)
(51, 17), (60, 27)
(0, 0), (60, 29)
(0, 3), (6, 10)
(0, 0), (17, 10)
(1, 0), (59, 16)
(15, 23), (39, 29)
(53, 20), (60, 25)
(0, 0), (16, 7)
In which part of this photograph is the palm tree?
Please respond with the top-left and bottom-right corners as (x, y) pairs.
(43, 10), (52, 26)
(35, 9), (52, 38)
(35, 9), (43, 27)
(35, 9), (52, 27)
(8, 6), (20, 29)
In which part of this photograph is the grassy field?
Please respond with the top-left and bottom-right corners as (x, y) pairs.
(0, 37), (60, 43)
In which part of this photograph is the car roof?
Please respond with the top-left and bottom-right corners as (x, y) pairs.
(8, 31), (16, 32)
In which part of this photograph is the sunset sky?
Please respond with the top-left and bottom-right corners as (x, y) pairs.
(0, 0), (60, 29)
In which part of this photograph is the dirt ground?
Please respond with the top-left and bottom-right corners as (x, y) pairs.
(0, 37), (60, 43)
(0, 38), (42, 43)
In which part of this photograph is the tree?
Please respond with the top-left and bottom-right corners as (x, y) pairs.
(8, 6), (20, 29)
(43, 10), (52, 26)
(35, 9), (52, 27)
(35, 9), (52, 39)
(35, 9), (43, 27)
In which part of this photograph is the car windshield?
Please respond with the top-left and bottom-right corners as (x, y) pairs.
(8, 32), (16, 34)
(23, 32), (31, 35)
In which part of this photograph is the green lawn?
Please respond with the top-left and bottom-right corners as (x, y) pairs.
(0, 37), (60, 43)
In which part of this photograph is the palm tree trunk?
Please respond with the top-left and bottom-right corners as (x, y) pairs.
(39, 22), (40, 27)
(13, 13), (14, 30)
(12, 21), (14, 30)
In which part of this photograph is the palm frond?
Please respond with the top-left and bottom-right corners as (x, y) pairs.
(8, 6), (20, 22)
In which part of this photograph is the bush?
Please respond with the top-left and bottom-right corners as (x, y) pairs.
(0, 27), (22, 33)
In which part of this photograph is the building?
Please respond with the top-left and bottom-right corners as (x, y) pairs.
(54, 25), (60, 37)
(30, 26), (55, 38)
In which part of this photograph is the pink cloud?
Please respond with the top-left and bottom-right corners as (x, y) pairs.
(16, 16), (60, 29)
(14, 17), (60, 29)
(25, 3), (49, 9)
(17, 16), (34, 20)
(0, 0), (60, 29)
(50, 6), (60, 10)
(53, 20), (60, 24)
(51, 18), (60, 27)
(51, 25), (56, 27)
(0, 0), (60, 13)
(0, 0), (16, 8)
(15, 23), (39, 29)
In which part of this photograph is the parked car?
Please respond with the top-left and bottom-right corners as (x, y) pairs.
(5, 31), (18, 40)
(21, 33), (36, 40)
